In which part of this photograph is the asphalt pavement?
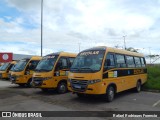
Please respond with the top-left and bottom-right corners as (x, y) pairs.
(0, 79), (159, 120)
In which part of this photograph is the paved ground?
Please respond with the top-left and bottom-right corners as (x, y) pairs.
(0, 79), (160, 120)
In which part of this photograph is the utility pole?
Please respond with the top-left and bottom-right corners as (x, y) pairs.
(78, 43), (81, 52)
(123, 36), (126, 50)
(41, 0), (43, 56)
(149, 47), (151, 64)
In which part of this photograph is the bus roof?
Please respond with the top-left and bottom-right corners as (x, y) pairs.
(22, 56), (42, 61)
(46, 52), (77, 57)
(81, 46), (144, 57)
(10, 61), (17, 64)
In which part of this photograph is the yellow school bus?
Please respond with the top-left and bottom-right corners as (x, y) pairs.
(11, 56), (41, 87)
(68, 46), (147, 102)
(32, 52), (76, 93)
(8, 61), (18, 79)
(0, 63), (3, 67)
(0, 61), (17, 79)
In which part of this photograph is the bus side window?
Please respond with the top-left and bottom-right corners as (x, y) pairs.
(104, 53), (115, 70)
(140, 57), (146, 67)
(126, 56), (135, 68)
(28, 61), (39, 70)
(7, 64), (13, 72)
(68, 57), (75, 68)
(56, 57), (68, 70)
(116, 54), (126, 68)
(134, 57), (141, 67)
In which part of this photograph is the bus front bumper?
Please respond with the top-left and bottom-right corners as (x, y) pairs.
(31, 77), (56, 89)
(68, 82), (107, 95)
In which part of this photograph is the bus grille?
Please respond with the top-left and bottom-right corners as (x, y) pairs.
(71, 79), (88, 92)
(10, 76), (16, 81)
(32, 77), (43, 86)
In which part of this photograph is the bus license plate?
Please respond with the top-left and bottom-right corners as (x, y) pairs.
(74, 85), (81, 89)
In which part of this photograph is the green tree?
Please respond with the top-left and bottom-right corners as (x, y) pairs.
(126, 47), (139, 53)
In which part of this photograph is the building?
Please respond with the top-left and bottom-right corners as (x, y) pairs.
(12, 54), (33, 61)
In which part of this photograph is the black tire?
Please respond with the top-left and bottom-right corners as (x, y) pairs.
(105, 86), (115, 102)
(57, 82), (67, 94)
(76, 93), (85, 98)
(26, 79), (32, 87)
(41, 88), (48, 92)
(135, 81), (141, 92)
(18, 84), (25, 87)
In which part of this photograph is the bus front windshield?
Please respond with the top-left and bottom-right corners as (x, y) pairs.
(10, 64), (16, 71)
(0, 63), (10, 71)
(70, 50), (105, 73)
(13, 60), (29, 72)
(35, 55), (58, 72)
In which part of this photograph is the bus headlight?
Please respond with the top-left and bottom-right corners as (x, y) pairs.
(88, 79), (101, 84)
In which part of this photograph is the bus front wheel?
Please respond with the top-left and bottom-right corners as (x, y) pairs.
(135, 81), (141, 92)
(57, 82), (67, 94)
(105, 86), (115, 102)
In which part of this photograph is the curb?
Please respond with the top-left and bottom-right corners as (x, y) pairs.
(142, 89), (160, 93)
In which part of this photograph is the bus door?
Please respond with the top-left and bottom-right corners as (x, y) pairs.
(103, 53), (125, 92)
(25, 60), (39, 81)
(54, 57), (69, 81)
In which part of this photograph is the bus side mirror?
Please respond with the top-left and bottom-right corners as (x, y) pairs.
(104, 59), (111, 71)
(29, 64), (35, 70)
(55, 61), (62, 71)
(25, 70), (30, 75)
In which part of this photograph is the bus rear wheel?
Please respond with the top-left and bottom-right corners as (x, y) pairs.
(135, 81), (141, 92)
(57, 82), (67, 94)
(105, 86), (115, 102)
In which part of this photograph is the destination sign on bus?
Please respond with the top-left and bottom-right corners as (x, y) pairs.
(80, 51), (100, 56)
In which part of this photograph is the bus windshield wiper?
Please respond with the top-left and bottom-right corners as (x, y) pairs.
(13, 68), (21, 72)
(71, 67), (78, 69)
(80, 67), (93, 71)
(70, 67), (81, 71)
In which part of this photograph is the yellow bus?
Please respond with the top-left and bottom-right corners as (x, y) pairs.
(68, 46), (147, 102)
(0, 61), (17, 79)
(32, 52), (76, 93)
(8, 61), (18, 79)
(0, 63), (3, 67)
(11, 56), (41, 87)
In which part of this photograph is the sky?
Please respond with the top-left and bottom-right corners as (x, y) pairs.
(0, 0), (160, 63)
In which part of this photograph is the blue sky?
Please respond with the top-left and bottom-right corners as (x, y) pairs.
(0, 0), (160, 63)
(0, 1), (20, 20)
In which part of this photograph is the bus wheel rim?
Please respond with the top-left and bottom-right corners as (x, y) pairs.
(60, 84), (66, 92)
(137, 82), (141, 91)
(109, 88), (114, 100)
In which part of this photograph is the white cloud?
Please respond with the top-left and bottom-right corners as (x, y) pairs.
(1, 0), (160, 63)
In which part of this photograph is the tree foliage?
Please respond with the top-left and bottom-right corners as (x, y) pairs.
(125, 47), (139, 53)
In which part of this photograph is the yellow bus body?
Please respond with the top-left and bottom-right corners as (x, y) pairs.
(11, 56), (41, 86)
(0, 61), (17, 79)
(68, 46), (147, 100)
(32, 52), (76, 93)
